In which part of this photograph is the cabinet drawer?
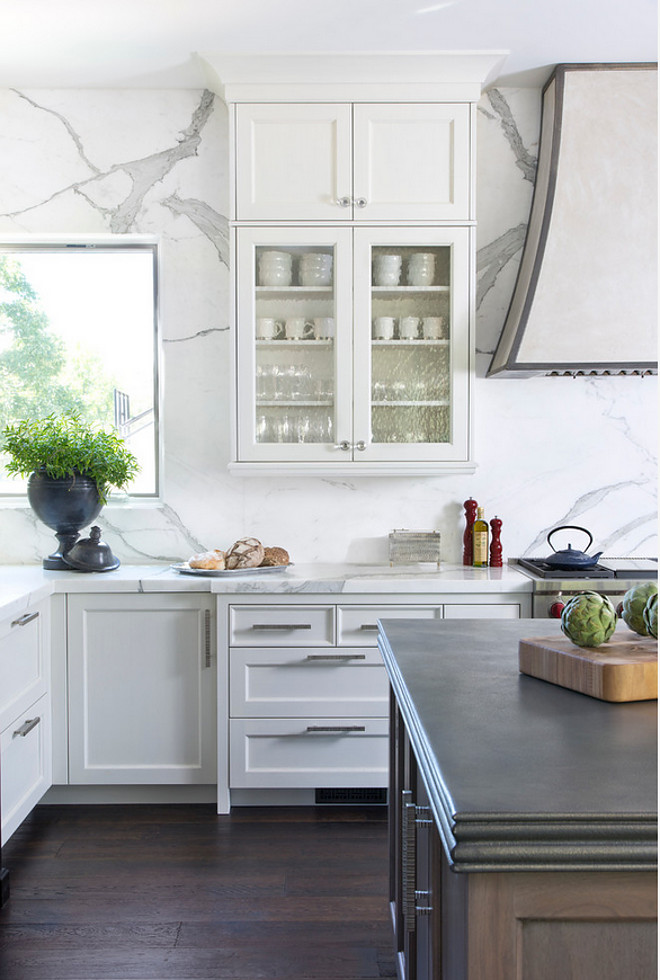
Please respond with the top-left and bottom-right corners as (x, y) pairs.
(1, 693), (52, 842)
(0, 605), (46, 731)
(229, 717), (389, 789)
(443, 603), (523, 619)
(230, 647), (388, 718)
(230, 605), (334, 646)
(338, 605), (442, 645)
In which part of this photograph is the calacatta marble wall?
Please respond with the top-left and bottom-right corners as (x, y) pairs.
(0, 86), (656, 565)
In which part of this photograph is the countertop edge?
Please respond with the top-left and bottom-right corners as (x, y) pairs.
(378, 628), (658, 874)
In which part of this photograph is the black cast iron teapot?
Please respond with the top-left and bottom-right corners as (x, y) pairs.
(544, 525), (603, 571)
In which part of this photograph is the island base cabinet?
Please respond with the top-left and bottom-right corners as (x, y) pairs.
(442, 863), (657, 980)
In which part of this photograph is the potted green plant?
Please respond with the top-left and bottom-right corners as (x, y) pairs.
(2, 414), (139, 569)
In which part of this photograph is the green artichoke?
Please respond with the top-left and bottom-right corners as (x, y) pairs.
(621, 582), (658, 636)
(561, 591), (618, 647)
(643, 593), (658, 640)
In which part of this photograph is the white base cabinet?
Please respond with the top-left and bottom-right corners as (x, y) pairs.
(0, 600), (51, 842)
(221, 593), (530, 806)
(66, 594), (216, 785)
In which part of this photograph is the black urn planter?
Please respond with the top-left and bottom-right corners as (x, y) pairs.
(27, 469), (103, 570)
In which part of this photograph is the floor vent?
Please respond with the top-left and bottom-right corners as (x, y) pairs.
(315, 787), (387, 805)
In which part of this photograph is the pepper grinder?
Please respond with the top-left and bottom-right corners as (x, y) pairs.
(463, 498), (478, 566)
(489, 516), (503, 568)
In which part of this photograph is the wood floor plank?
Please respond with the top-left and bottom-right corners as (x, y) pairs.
(0, 804), (396, 979)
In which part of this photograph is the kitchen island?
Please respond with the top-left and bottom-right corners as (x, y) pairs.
(378, 618), (657, 980)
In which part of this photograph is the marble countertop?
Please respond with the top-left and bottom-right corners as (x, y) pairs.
(0, 562), (532, 621)
(379, 617), (657, 873)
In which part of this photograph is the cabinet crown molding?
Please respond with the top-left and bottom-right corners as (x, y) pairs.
(198, 51), (508, 103)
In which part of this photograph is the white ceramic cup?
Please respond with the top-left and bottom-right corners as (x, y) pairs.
(313, 317), (335, 339)
(256, 317), (282, 340)
(399, 316), (420, 340)
(373, 254), (402, 287)
(421, 316), (445, 339)
(407, 253), (435, 287)
(373, 317), (396, 340)
(284, 317), (308, 340)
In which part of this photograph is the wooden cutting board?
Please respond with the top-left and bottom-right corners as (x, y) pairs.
(519, 633), (658, 702)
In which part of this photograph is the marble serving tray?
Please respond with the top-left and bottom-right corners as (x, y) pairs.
(171, 562), (292, 577)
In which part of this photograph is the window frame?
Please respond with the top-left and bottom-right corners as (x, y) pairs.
(0, 235), (161, 501)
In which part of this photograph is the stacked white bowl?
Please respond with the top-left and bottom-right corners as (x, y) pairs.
(258, 250), (293, 286)
(373, 253), (402, 286)
(299, 252), (333, 286)
(406, 252), (435, 286)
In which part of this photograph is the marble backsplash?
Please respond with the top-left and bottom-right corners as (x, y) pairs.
(0, 86), (656, 566)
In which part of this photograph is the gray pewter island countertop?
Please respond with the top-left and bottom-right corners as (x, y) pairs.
(378, 617), (657, 873)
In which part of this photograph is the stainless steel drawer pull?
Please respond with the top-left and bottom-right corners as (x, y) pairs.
(358, 624), (379, 632)
(251, 623), (312, 631)
(11, 611), (39, 628)
(305, 654), (366, 661)
(305, 725), (366, 733)
(13, 717), (40, 738)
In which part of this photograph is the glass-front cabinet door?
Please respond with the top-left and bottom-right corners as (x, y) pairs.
(353, 227), (471, 465)
(235, 225), (471, 470)
(236, 227), (352, 463)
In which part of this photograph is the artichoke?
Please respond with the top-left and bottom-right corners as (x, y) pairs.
(561, 591), (617, 648)
(621, 582), (658, 636)
(643, 593), (658, 640)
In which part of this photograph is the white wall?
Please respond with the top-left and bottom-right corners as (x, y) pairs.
(0, 86), (656, 565)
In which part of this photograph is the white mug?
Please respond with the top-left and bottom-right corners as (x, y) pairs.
(256, 317), (282, 340)
(373, 254), (402, 287)
(313, 317), (335, 340)
(399, 316), (420, 340)
(284, 317), (308, 340)
(421, 316), (445, 339)
(373, 317), (396, 340)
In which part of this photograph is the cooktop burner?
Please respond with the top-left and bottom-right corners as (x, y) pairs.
(517, 558), (615, 580)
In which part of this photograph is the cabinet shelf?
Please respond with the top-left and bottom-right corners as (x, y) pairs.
(256, 339), (333, 348)
(371, 339), (449, 347)
(256, 400), (334, 408)
(256, 286), (333, 294)
(371, 286), (450, 293)
(372, 400), (450, 408)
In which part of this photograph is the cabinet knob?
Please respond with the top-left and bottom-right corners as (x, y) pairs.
(337, 196), (352, 208)
(355, 440), (367, 451)
(354, 197), (367, 208)
(335, 441), (351, 451)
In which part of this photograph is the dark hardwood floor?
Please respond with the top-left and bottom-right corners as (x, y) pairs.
(0, 803), (396, 980)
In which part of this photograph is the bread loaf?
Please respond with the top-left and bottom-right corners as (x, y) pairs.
(189, 549), (226, 570)
(226, 537), (265, 569)
(260, 546), (290, 567)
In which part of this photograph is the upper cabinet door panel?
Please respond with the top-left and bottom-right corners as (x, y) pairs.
(235, 103), (352, 221)
(352, 104), (471, 221)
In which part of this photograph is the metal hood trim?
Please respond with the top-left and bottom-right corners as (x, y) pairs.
(488, 63), (658, 378)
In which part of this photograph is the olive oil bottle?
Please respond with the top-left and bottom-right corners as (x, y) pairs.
(472, 507), (489, 567)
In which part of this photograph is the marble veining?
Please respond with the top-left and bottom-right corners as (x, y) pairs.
(0, 83), (656, 566)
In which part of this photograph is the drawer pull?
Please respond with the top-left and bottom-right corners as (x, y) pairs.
(13, 717), (40, 738)
(251, 623), (312, 631)
(358, 624), (379, 632)
(305, 654), (366, 661)
(305, 725), (366, 734)
(11, 611), (39, 628)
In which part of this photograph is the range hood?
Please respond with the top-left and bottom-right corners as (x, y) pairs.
(488, 64), (657, 378)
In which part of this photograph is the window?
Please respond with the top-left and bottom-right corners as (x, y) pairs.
(0, 241), (159, 496)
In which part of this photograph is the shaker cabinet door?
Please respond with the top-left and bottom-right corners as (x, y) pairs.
(352, 103), (472, 221)
(235, 103), (352, 221)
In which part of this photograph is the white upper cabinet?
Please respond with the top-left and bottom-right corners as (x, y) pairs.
(234, 102), (471, 222)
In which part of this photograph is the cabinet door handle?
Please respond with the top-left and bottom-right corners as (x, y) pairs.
(355, 440), (367, 451)
(204, 609), (212, 668)
(251, 623), (312, 631)
(13, 717), (40, 738)
(337, 196), (352, 208)
(305, 725), (366, 733)
(11, 611), (39, 628)
(359, 624), (379, 632)
(334, 441), (351, 451)
(354, 197), (367, 208)
(305, 653), (366, 661)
